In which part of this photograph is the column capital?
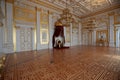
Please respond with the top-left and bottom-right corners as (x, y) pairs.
(6, 0), (14, 4)
(36, 7), (42, 12)
(15, 26), (20, 29)
(48, 11), (53, 15)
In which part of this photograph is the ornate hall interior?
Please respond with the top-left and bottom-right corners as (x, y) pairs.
(0, 0), (120, 80)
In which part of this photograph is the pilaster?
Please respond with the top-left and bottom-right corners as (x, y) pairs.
(15, 26), (20, 52)
(3, 2), (14, 53)
(108, 12), (115, 47)
(115, 26), (120, 47)
(92, 30), (96, 46)
(36, 8), (41, 50)
(70, 23), (72, 46)
(78, 22), (82, 45)
(48, 11), (53, 49)
(116, 29), (119, 47)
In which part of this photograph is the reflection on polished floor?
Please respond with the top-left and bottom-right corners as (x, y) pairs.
(4, 46), (120, 80)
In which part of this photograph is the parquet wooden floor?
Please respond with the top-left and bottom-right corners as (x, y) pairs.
(3, 46), (120, 80)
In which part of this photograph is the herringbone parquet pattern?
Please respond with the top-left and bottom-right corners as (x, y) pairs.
(3, 46), (120, 80)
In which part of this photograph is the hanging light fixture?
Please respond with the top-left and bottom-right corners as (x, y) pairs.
(83, 18), (98, 31)
(59, 0), (73, 27)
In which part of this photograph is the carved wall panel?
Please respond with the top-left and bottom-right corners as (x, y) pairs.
(82, 32), (88, 45)
(40, 30), (48, 44)
(88, 31), (92, 45)
(20, 27), (32, 51)
(72, 23), (79, 45)
(40, 9), (49, 44)
(14, 6), (36, 23)
(66, 27), (70, 42)
(115, 14), (120, 24)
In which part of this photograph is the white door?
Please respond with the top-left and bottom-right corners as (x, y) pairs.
(19, 27), (32, 51)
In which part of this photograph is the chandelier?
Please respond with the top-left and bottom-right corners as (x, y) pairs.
(59, 0), (73, 27)
(83, 19), (98, 31)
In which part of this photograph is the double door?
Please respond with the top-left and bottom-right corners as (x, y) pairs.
(19, 27), (32, 51)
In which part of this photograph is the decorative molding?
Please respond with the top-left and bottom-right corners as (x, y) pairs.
(15, 26), (20, 29)
(113, 14), (120, 46)
(28, 0), (63, 12)
(6, 0), (14, 4)
(14, 6), (36, 23)
(81, 4), (120, 18)
(40, 8), (49, 44)
(7, 0), (120, 19)
(40, 30), (49, 44)
(36, 7), (41, 12)
(15, 20), (35, 28)
(48, 11), (53, 15)
(114, 14), (120, 24)
(19, 27), (32, 51)
(108, 12), (115, 16)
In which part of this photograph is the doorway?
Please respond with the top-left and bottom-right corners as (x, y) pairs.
(17, 27), (32, 52)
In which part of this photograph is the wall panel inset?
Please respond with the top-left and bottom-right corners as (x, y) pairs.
(40, 9), (49, 44)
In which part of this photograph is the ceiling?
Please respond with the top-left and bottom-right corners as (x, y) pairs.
(15, 0), (120, 18)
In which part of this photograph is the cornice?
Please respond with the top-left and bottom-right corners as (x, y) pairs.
(81, 4), (120, 19)
(6, 0), (14, 3)
(28, 0), (63, 13)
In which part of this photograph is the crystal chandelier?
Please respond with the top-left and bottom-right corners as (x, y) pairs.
(59, 0), (73, 27)
(83, 19), (98, 31)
